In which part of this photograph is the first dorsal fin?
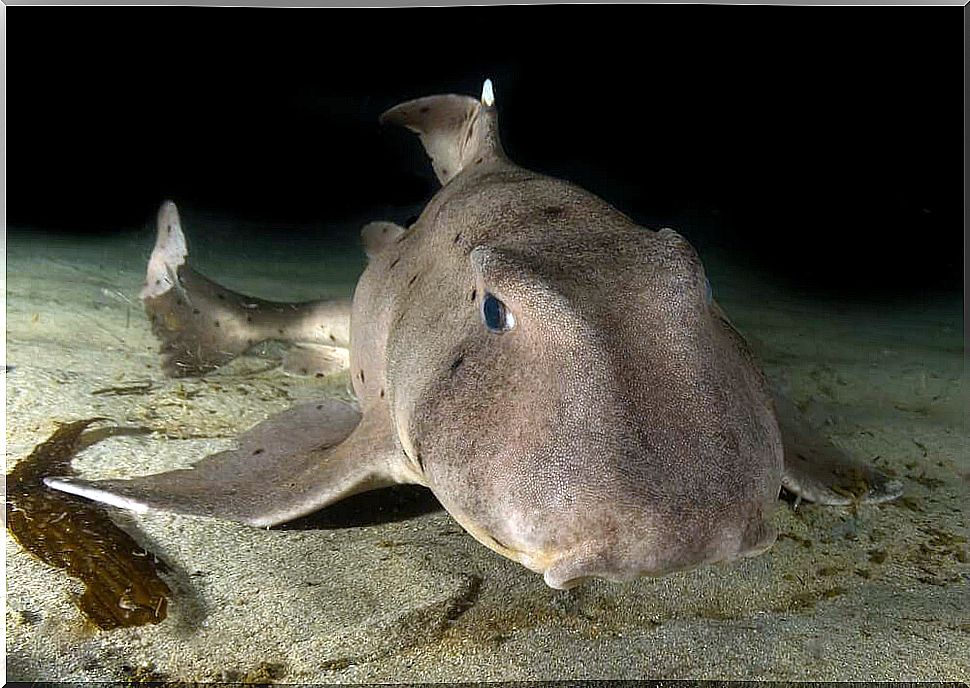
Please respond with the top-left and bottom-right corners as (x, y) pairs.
(380, 78), (505, 186)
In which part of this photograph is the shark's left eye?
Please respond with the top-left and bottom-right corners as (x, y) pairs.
(482, 293), (515, 333)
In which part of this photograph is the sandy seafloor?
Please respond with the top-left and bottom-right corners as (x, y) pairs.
(4, 214), (968, 683)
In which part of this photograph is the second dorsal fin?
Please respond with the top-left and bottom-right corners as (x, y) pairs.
(380, 79), (505, 185)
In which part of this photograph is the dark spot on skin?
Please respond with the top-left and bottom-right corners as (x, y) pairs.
(476, 157), (483, 165)
(301, 368), (308, 375)
(316, 404), (324, 410)
(359, 370), (365, 383)
(453, 233), (462, 243)
(217, 293), (225, 300)
(214, 320), (220, 328)
(252, 448), (265, 455)
(441, 168), (448, 176)
(315, 373), (324, 378)
(246, 315), (253, 323)
(192, 308), (200, 315)
(175, 298), (183, 306)
(470, 289), (477, 301)
(379, 388), (385, 399)
(167, 224), (172, 233)
(408, 273), (419, 286)
(329, 334), (336, 342)
(389, 258), (401, 269)
(543, 206), (564, 217)
(419, 106), (430, 114)
(154, 279), (161, 286)
(278, 329), (285, 335)
(450, 355), (464, 373)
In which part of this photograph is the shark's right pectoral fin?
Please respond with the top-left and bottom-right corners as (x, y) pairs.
(774, 390), (903, 505)
(45, 399), (412, 528)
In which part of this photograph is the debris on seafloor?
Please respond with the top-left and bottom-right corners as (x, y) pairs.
(5, 419), (172, 630)
(91, 381), (154, 397)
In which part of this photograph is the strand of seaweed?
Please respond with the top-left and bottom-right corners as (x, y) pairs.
(5, 419), (173, 630)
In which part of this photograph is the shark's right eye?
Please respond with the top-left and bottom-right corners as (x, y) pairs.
(482, 293), (515, 333)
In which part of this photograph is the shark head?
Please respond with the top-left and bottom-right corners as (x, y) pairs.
(378, 81), (784, 588)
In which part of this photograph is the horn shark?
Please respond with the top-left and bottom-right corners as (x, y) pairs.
(46, 81), (901, 589)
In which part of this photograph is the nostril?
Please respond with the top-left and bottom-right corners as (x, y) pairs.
(543, 566), (583, 590)
(544, 573), (591, 590)
(543, 545), (612, 590)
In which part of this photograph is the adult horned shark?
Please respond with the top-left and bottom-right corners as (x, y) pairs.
(46, 81), (901, 589)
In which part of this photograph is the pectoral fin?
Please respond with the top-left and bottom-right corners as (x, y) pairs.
(45, 399), (411, 527)
(774, 390), (903, 505)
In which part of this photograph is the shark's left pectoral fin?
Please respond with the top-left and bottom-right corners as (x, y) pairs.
(45, 399), (410, 527)
(773, 390), (903, 505)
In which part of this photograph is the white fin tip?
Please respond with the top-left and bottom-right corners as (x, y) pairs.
(482, 79), (495, 107)
(43, 477), (150, 514)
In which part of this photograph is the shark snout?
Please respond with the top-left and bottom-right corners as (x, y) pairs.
(456, 380), (783, 588)
(539, 510), (777, 589)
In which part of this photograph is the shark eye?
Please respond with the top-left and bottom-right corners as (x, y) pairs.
(482, 292), (515, 333)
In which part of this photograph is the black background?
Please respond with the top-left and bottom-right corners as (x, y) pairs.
(9, 8), (963, 296)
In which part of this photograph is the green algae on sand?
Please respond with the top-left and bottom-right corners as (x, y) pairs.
(5, 419), (172, 630)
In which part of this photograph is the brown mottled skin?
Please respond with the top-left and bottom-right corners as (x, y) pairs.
(45, 86), (900, 589)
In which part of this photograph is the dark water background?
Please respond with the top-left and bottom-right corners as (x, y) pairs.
(8, 8), (963, 302)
